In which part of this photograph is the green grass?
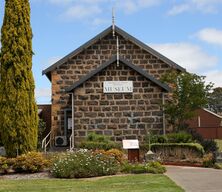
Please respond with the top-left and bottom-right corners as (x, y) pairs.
(215, 139), (222, 152)
(0, 174), (184, 192)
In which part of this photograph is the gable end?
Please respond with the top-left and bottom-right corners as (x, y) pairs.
(42, 25), (185, 81)
(65, 56), (171, 92)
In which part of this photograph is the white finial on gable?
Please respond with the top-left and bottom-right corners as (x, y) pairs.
(112, 7), (115, 37)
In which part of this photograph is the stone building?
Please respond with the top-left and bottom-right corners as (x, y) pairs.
(42, 25), (185, 148)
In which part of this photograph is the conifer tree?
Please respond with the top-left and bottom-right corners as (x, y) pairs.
(0, 0), (38, 157)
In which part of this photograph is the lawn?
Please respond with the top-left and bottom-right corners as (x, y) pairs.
(0, 174), (184, 192)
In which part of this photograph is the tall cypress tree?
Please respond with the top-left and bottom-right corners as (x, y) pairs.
(0, 0), (38, 157)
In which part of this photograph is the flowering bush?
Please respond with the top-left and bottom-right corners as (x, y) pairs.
(0, 157), (14, 174)
(51, 150), (120, 178)
(12, 152), (50, 173)
(94, 149), (126, 164)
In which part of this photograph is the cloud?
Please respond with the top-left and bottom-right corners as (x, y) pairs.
(48, 0), (107, 5)
(42, 56), (62, 69)
(118, 0), (162, 14)
(204, 70), (222, 88)
(63, 5), (102, 20)
(35, 88), (51, 98)
(168, 4), (190, 16)
(48, 0), (73, 5)
(35, 88), (51, 104)
(149, 42), (218, 73)
(92, 18), (110, 26)
(168, 0), (222, 15)
(33, 0), (163, 25)
(195, 28), (222, 46)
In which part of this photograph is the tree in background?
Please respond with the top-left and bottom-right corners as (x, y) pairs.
(0, 0), (38, 157)
(207, 87), (222, 115)
(162, 71), (213, 132)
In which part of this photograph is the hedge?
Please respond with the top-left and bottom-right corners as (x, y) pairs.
(141, 143), (204, 161)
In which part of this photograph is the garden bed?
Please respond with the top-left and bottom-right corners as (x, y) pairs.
(163, 162), (203, 167)
(1, 171), (51, 180)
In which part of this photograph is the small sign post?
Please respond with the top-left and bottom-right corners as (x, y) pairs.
(122, 139), (139, 163)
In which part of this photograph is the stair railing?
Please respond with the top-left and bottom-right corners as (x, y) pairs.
(42, 131), (52, 153)
(69, 133), (74, 151)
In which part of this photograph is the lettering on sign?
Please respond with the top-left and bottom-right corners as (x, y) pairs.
(103, 81), (133, 93)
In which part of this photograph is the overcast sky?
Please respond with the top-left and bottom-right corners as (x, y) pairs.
(0, 0), (222, 104)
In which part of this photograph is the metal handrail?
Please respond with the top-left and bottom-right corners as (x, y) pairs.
(42, 131), (51, 153)
(69, 133), (74, 151)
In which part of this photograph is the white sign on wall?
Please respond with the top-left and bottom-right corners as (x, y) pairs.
(103, 81), (133, 93)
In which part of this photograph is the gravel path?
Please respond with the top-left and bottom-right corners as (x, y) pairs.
(0, 172), (51, 180)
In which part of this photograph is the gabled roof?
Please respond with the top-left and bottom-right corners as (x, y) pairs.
(202, 108), (222, 119)
(65, 56), (171, 92)
(42, 25), (185, 80)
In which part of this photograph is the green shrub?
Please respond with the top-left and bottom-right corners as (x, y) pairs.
(154, 143), (204, 154)
(166, 132), (193, 143)
(79, 133), (121, 150)
(130, 164), (147, 174)
(214, 163), (222, 169)
(121, 163), (147, 174)
(12, 152), (50, 173)
(121, 162), (133, 173)
(144, 132), (193, 145)
(144, 134), (168, 144)
(187, 128), (203, 143)
(145, 162), (166, 174)
(121, 161), (166, 174)
(187, 128), (218, 153)
(79, 141), (121, 150)
(141, 143), (204, 155)
(203, 153), (215, 167)
(87, 133), (110, 143)
(141, 143), (204, 163)
(51, 150), (120, 178)
(202, 140), (218, 153)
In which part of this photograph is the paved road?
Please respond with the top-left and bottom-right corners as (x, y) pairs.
(165, 166), (222, 192)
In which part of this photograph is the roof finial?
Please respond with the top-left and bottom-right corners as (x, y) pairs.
(112, 7), (115, 37)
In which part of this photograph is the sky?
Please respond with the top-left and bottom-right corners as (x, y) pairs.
(0, 0), (222, 104)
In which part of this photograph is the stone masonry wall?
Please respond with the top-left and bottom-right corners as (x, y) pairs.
(73, 62), (164, 143)
(50, 32), (176, 144)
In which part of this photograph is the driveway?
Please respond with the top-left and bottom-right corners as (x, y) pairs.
(165, 166), (222, 192)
